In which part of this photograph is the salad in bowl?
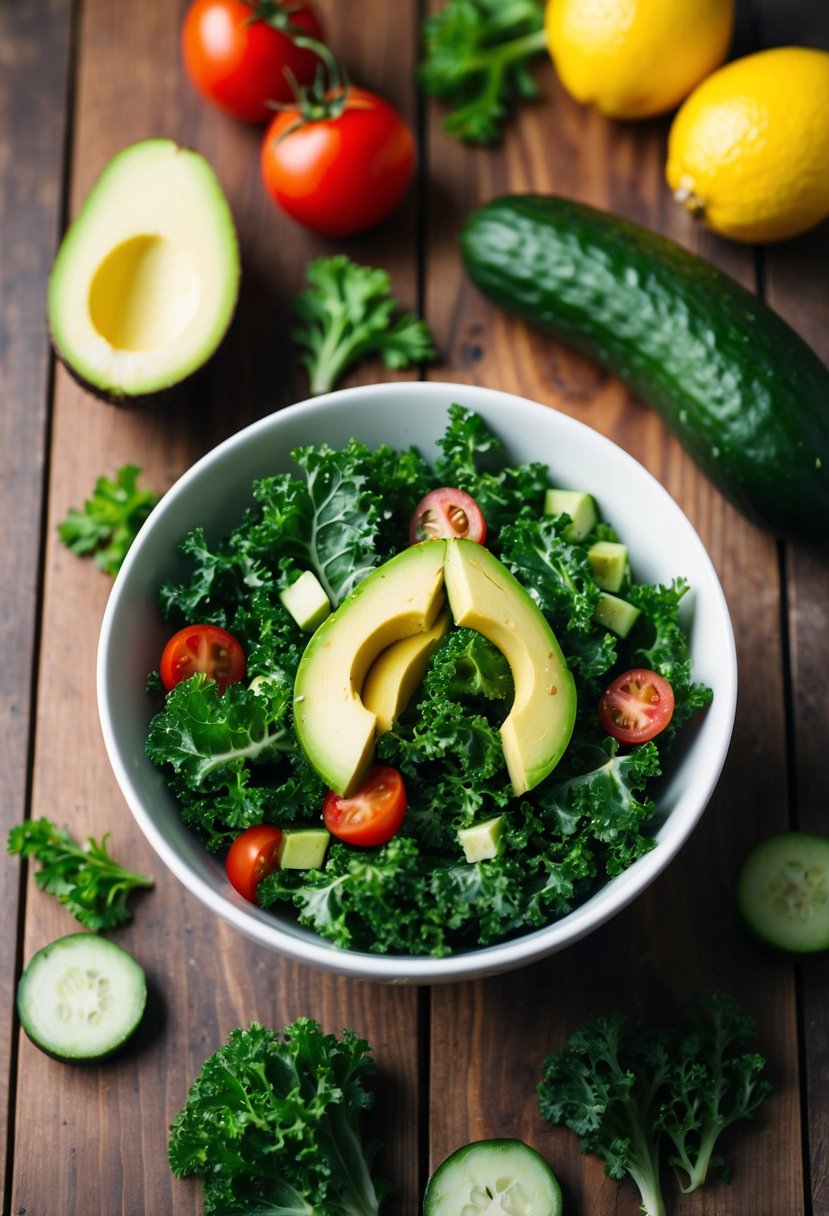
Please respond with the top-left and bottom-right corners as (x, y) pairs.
(98, 382), (736, 983)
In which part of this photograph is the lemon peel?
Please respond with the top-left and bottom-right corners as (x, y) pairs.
(666, 46), (829, 243)
(545, 0), (734, 119)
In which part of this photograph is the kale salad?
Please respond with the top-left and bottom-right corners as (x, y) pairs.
(146, 405), (712, 957)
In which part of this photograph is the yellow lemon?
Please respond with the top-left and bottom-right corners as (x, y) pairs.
(667, 47), (829, 243)
(545, 0), (734, 120)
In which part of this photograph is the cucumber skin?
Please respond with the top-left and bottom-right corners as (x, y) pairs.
(460, 195), (829, 543)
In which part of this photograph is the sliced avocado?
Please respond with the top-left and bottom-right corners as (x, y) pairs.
(443, 539), (576, 796)
(544, 488), (598, 540)
(277, 828), (330, 870)
(362, 610), (450, 734)
(280, 569), (331, 632)
(587, 540), (629, 592)
(593, 592), (641, 638)
(293, 542), (447, 796)
(458, 816), (505, 863)
(48, 139), (240, 404)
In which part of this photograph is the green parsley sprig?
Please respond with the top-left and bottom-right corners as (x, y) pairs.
(418, 0), (548, 143)
(293, 255), (436, 396)
(8, 818), (154, 931)
(58, 463), (160, 575)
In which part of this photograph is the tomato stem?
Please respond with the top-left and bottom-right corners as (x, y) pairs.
(244, 0), (308, 32)
(262, 29), (350, 127)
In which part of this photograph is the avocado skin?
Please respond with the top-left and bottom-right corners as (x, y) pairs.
(460, 195), (829, 544)
(50, 334), (218, 408)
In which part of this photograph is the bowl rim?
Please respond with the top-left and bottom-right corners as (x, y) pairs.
(97, 381), (738, 983)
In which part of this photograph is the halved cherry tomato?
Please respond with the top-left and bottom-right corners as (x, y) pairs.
(322, 766), (407, 847)
(181, 0), (324, 123)
(226, 824), (283, 902)
(260, 85), (414, 236)
(160, 623), (246, 693)
(598, 668), (675, 744)
(409, 487), (487, 545)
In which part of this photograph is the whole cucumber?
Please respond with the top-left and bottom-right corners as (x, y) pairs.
(460, 194), (829, 543)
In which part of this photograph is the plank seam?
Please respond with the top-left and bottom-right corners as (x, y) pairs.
(4, 0), (84, 1208)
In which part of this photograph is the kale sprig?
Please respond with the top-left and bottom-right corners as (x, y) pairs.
(169, 1018), (388, 1215)
(8, 818), (154, 930)
(418, 0), (548, 143)
(538, 994), (772, 1216)
(58, 463), (159, 575)
(293, 256), (436, 396)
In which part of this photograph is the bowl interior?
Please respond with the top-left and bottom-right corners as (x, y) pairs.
(97, 382), (737, 983)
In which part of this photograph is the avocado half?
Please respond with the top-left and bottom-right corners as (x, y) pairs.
(48, 139), (240, 404)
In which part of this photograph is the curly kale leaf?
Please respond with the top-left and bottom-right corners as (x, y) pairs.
(169, 1019), (388, 1216)
(259, 837), (452, 956)
(147, 674), (294, 786)
(160, 439), (431, 620)
(538, 995), (772, 1216)
(538, 737), (660, 854)
(145, 674), (320, 851)
(249, 440), (430, 604)
(7, 818), (153, 931)
(540, 1012), (673, 1216)
(434, 404), (549, 539)
(158, 525), (277, 627)
(624, 579), (714, 739)
(418, 0), (548, 144)
(427, 626), (514, 702)
(500, 514), (601, 631)
(656, 993), (773, 1193)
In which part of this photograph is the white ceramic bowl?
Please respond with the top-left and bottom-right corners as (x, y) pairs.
(98, 382), (737, 984)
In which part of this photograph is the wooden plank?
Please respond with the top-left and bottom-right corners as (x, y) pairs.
(423, 3), (802, 1211)
(0, 0), (75, 1206)
(10, 2), (423, 1213)
(754, 4), (829, 1213)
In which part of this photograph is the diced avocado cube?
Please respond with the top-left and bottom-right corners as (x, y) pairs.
(277, 828), (330, 870)
(280, 570), (331, 633)
(458, 816), (505, 863)
(544, 488), (598, 540)
(587, 540), (629, 592)
(593, 592), (641, 638)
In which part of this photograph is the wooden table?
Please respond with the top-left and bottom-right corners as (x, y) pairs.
(3, 2), (828, 1213)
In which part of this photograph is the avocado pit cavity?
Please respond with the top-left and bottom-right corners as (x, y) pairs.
(89, 234), (201, 352)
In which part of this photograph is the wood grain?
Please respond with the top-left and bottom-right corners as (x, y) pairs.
(0, 0), (75, 1206)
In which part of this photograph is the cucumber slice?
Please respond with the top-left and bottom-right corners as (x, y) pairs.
(17, 933), (147, 1061)
(737, 832), (829, 954)
(423, 1139), (562, 1216)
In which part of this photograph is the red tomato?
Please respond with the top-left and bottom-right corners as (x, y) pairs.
(160, 624), (246, 693)
(260, 85), (414, 236)
(181, 0), (324, 123)
(226, 824), (283, 902)
(409, 487), (487, 545)
(598, 668), (675, 744)
(322, 766), (407, 847)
